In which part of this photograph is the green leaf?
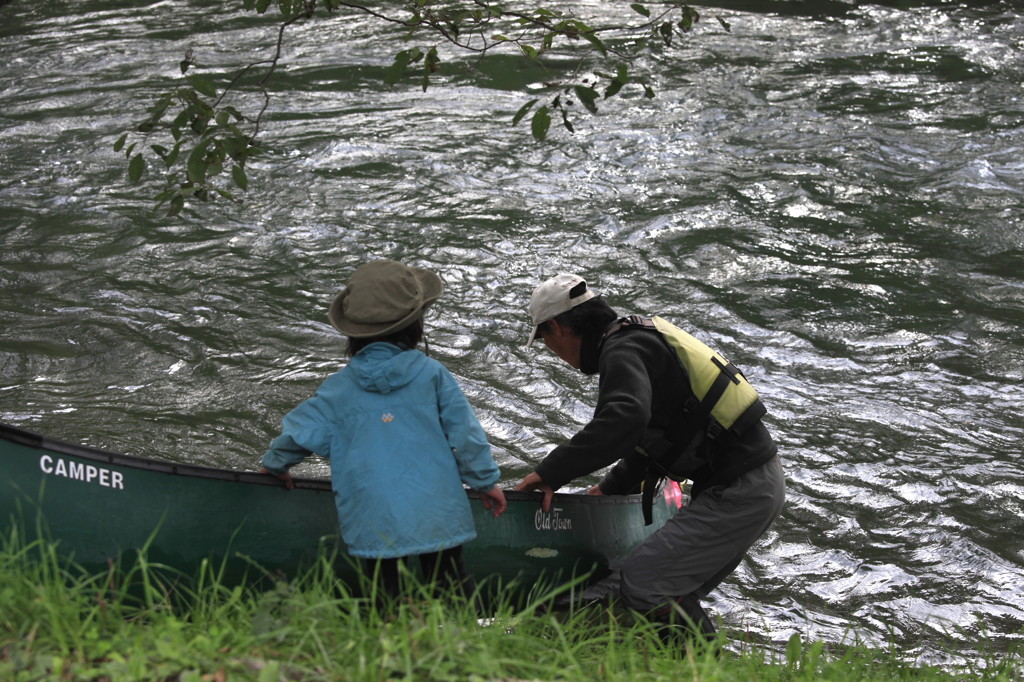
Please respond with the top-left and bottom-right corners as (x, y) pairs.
(530, 106), (551, 141)
(167, 195), (185, 217)
(190, 110), (212, 134)
(605, 65), (628, 99)
(205, 146), (225, 175)
(188, 75), (217, 98)
(512, 99), (538, 126)
(579, 31), (607, 56)
(716, 15), (732, 32)
(384, 48), (420, 85)
(186, 144), (208, 184)
(255, 0), (272, 14)
(153, 189), (175, 209)
(630, 3), (650, 17)
(422, 47), (440, 91)
(659, 21), (673, 46)
(166, 143), (182, 166)
(222, 136), (247, 160)
(150, 94), (172, 121)
(171, 109), (190, 130)
(559, 108), (574, 133)
(573, 85), (599, 114)
(128, 154), (145, 183)
(113, 133), (127, 153)
(231, 165), (248, 190)
(520, 44), (537, 59)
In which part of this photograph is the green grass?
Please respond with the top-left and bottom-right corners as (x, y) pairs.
(0, 527), (1019, 681)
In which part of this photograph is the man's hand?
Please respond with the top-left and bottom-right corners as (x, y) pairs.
(514, 471), (555, 513)
(587, 484), (604, 496)
(479, 486), (508, 518)
(260, 467), (294, 490)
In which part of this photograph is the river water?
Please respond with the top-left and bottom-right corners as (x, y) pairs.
(1, 0), (1022, 668)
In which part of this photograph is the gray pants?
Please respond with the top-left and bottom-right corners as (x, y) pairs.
(619, 455), (785, 611)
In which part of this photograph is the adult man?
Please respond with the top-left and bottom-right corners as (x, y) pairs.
(514, 272), (785, 645)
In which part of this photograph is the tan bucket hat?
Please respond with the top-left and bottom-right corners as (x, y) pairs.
(328, 260), (443, 338)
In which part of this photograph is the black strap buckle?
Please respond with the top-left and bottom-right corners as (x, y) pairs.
(623, 314), (646, 326)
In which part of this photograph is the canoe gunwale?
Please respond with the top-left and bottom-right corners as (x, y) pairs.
(0, 422), (644, 507)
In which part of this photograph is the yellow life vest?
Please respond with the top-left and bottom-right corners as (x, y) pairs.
(604, 315), (766, 441)
(603, 315), (770, 523)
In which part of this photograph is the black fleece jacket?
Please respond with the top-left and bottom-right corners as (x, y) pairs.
(533, 323), (778, 500)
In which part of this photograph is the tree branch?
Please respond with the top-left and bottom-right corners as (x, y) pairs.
(116, 0), (715, 215)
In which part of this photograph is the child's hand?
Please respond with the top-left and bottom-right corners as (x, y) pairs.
(260, 467), (294, 490)
(480, 486), (507, 518)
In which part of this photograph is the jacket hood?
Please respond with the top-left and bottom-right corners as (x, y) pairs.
(349, 342), (426, 394)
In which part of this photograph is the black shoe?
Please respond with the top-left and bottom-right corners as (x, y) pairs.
(549, 571), (621, 612)
(651, 593), (720, 656)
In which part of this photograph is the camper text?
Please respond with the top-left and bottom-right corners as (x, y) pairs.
(39, 455), (125, 490)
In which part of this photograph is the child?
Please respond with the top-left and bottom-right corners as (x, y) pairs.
(260, 259), (506, 602)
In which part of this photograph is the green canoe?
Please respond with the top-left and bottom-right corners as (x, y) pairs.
(0, 421), (683, 599)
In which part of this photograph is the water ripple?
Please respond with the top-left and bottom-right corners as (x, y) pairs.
(2, 0), (1023, 665)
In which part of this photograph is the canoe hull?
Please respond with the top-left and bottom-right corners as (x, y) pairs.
(0, 422), (682, 598)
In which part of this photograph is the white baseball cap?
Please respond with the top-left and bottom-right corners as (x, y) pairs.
(525, 273), (596, 347)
